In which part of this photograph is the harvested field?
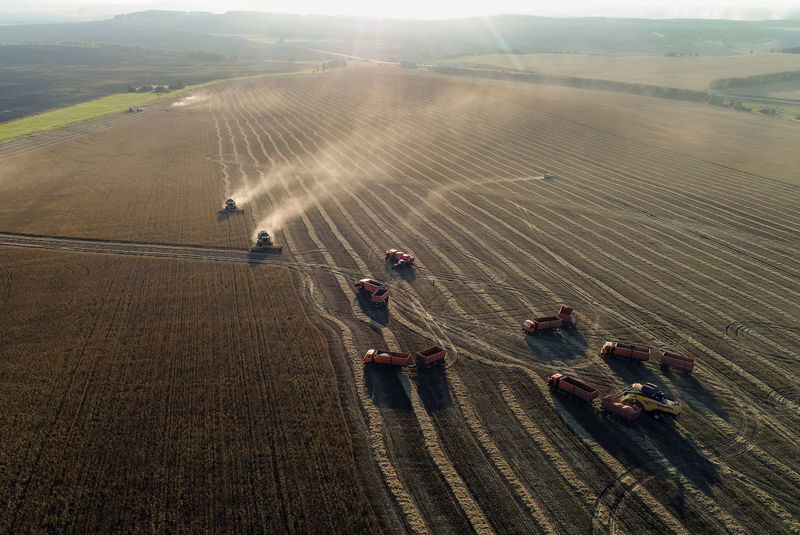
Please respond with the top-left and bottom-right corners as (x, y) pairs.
(1, 67), (799, 533)
(439, 53), (800, 90)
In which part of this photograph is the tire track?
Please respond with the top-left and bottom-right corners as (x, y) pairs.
(235, 87), (502, 535)
(356, 77), (800, 283)
(298, 77), (800, 400)
(242, 81), (603, 533)
(228, 84), (486, 534)
(255, 77), (724, 532)
(276, 77), (800, 512)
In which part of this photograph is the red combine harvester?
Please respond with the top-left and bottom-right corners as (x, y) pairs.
(354, 278), (390, 306)
(600, 341), (650, 362)
(659, 351), (695, 372)
(415, 346), (446, 368)
(547, 373), (598, 403)
(522, 305), (574, 335)
(385, 249), (415, 269)
(363, 349), (411, 367)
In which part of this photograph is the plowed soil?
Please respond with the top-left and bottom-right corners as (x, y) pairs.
(1, 67), (799, 534)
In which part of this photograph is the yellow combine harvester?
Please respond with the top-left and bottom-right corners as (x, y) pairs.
(623, 382), (682, 420)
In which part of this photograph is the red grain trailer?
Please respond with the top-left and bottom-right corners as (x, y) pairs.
(547, 373), (599, 402)
(363, 349), (411, 367)
(601, 341), (650, 361)
(659, 351), (695, 372)
(522, 305), (574, 335)
(355, 278), (390, 306)
(415, 346), (446, 368)
(601, 395), (642, 424)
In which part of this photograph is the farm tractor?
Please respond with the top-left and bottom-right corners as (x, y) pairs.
(250, 230), (283, 254)
(219, 198), (244, 214)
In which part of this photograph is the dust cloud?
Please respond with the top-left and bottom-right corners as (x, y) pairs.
(172, 92), (209, 107)
(228, 80), (507, 242)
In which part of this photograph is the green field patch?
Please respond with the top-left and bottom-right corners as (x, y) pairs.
(0, 69), (313, 143)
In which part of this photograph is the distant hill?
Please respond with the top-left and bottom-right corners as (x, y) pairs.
(3, 12), (800, 61)
(0, 16), (321, 61)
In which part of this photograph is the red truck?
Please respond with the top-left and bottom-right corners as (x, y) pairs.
(522, 305), (575, 335)
(601, 341), (650, 362)
(659, 351), (695, 372)
(601, 394), (642, 424)
(363, 349), (411, 367)
(385, 249), (415, 268)
(415, 346), (446, 368)
(547, 373), (599, 402)
(355, 278), (390, 306)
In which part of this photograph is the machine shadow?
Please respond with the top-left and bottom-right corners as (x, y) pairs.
(414, 365), (453, 412)
(525, 327), (589, 361)
(559, 397), (718, 495)
(661, 367), (729, 420)
(354, 294), (390, 326)
(383, 262), (417, 283)
(363, 366), (412, 410)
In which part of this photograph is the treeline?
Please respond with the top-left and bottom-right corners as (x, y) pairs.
(709, 70), (800, 89)
(431, 65), (725, 105)
(37, 41), (224, 60)
(126, 81), (185, 93)
(313, 58), (347, 72)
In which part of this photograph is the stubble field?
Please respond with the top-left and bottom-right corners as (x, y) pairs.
(1, 67), (799, 534)
(439, 52), (800, 91)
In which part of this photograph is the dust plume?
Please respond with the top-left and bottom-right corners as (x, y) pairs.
(230, 165), (292, 208)
(172, 91), (209, 107)
(250, 163), (349, 241)
(241, 78), (523, 242)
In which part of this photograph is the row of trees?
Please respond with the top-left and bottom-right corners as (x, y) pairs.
(432, 65), (797, 119)
(431, 66), (721, 105)
(709, 70), (800, 89)
(126, 81), (186, 93)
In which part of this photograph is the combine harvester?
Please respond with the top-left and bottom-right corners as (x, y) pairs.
(624, 382), (682, 420)
(547, 373), (598, 403)
(354, 278), (390, 307)
(385, 249), (415, 269)
(250, 230), (282, 254)
(219, 198), (244, 215)
(364, 346), (447, 369)
(600, 341), (650, 362)
(522, 305), (575, 335)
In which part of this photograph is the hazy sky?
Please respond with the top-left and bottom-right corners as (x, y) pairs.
(4, 0), (800, 21)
